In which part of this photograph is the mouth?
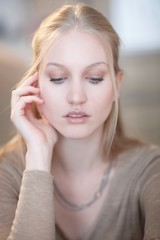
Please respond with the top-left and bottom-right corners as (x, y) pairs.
(64, 111), (90, 124)
(65, 111), (89, 117)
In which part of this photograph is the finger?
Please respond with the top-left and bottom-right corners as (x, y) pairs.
(11, 73), (39, 108)
(12, 86), (40, 97)
(11, 86), (40, 109)
(18, 95), (44, 109)
(20, 72), (38, 87)
(11, 95), (44, 118)
(11, 86), (40, 104)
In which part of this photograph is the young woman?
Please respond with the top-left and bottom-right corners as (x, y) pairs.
(0, 3), (160, 240)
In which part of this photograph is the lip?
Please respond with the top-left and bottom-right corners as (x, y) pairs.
(63, 111), (90, 124)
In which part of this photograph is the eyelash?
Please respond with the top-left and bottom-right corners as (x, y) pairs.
(87, 77), (104, 84)
(50, 77), (104, 85)
(50, 78), (66, 84)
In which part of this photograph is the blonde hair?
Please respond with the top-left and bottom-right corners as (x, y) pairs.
(21, 3), (121, 156)
(1, 3), (138, 159)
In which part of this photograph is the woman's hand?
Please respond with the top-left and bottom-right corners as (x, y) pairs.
(11, 73), (58, 172)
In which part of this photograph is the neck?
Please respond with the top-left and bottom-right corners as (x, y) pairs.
(52, 128), (106, 177)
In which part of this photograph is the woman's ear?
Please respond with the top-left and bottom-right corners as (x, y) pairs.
(116, 70), (124, 98)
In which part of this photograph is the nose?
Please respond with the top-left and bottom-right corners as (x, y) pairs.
(67, 81), (87, 105)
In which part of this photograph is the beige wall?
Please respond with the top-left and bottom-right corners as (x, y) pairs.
(0, 43), (27, 146)
(120, 52), (160, 144)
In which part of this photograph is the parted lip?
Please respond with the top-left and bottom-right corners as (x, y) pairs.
(64, 111), (90, 117)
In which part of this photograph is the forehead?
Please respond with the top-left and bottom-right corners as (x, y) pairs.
(42, 29), (108, 68)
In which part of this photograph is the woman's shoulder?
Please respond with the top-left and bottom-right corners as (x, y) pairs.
(127, 142), (159, 156)
(113, 143), (160, 195)
(116, 142), (160, 171)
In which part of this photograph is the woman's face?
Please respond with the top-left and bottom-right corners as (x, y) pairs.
(38, 30), (120, 139)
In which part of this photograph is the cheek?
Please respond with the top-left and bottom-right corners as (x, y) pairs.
(94, 86), (114, 112)
(38, 85), (60, 117)
(98, 92), (114, 123)
(39, 83), (58, 104)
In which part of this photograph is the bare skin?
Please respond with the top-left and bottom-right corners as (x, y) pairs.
(11, 30), (122, 239)
(11, 73), (57, 172)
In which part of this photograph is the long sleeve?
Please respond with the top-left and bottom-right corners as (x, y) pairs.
(140, 153), (160, 240)
(1, 144), (160, 240)
(0, 152), (55, 240)
(0, 157), (19, 240)
(8, 171), (55, 240)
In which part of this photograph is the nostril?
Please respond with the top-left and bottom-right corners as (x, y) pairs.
(67, 93), (87, 105)
(67, 87), (87, 104)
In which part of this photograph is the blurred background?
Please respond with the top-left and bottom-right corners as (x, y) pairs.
(0, 0), (160, 147)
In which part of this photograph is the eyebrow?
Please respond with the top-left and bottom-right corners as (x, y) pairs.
(46, 61), (108, 70)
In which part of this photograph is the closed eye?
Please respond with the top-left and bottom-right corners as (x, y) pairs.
(87, 77), (104, 84)
(50, 77), (66, 84)
(50, 77), (104, 85)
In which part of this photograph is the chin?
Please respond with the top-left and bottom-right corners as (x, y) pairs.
(56, 127), (95, 140)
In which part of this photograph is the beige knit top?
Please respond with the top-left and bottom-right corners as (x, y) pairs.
(0, 144), (160, 240)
